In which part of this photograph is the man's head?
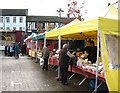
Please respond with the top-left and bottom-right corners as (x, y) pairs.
(46, 44), (50, 47)
(90, 41), (95, 46)
(85, 40), (91, 47)
(62, 44), (69, 49)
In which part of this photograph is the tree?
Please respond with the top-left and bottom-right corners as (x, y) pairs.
(67, 0), (87, 21)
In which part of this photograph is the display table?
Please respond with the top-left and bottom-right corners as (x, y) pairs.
(31, 50), (36, 58)
(68, 65), (106, 92)
(49, 57), (59, 66)
(26, 48), (30, 55)
(29, 49), (32, 56)
(49, 57), (105, 86)
(37, 51), (42, 59)
(70, 65), (105, 81)
(85, 68), (105, 82)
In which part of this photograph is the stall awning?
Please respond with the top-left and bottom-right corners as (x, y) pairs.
(45, 18), (81, 39)
(45, 5), (119, 40)
(24, 33), (36, 42)
(32, 33), (45, 41)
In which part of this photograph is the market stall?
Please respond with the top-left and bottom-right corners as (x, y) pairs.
(45, 5), (120, 92)
(32, 33), (45, 60)
(24, 33), (36, 56)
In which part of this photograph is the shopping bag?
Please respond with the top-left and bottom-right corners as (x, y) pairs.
(40, 58), (44, 65)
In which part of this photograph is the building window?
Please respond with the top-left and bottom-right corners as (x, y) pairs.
(19, 17), (23, 23)
(6, 17), (10, 23)
(13, 27), (16, 30)
(19, 27), (22, 30)
(13, 17), (16, 23)
(0, 17), (3, 23)
(6, 27), (10, 30)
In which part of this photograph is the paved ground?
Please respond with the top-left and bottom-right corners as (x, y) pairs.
(0, 51), (94, 92)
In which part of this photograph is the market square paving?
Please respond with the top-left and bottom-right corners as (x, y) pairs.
(0, 51), (92, 92)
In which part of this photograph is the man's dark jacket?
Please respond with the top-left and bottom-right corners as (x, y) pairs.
(59, 49), (70, 67)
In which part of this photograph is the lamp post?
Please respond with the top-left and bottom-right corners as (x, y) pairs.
(57, 8), (64, 51)
(56, 8), (64, 81)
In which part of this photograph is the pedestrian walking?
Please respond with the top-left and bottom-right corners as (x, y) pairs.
(8, 44), (10, 56)
(4, 45), (8, 56)
(9, 44), (14, 57)
(15, 42), (20, 59)
(21, 43), (25, 56)
(13, 43), (15, 56)
(24, 42), (26, 55)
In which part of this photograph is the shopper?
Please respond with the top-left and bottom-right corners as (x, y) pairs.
(7, 44), (10, 56)
(21, 43), (26, 56)
(59, 44), (75, 85)
(42, 44), (50, 71)
(13, 43), (15, 56)
(4, 45), (8, 56)
(15, 42), (20, 59)
(9, 44), (14, 57)
(24, 42), (26, 55)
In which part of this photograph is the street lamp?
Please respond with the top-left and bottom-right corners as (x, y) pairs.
(56, 8), (64, 50)
(56, 8), (64, 81)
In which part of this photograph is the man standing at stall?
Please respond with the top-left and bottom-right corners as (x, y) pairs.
(42, 44), (50, 71)
(80, 40), (97, 89)
(59, 44), (75, 85)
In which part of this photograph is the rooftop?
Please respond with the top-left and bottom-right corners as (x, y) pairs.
(0, 9), (28, 16)
(27, 16), (75, 24)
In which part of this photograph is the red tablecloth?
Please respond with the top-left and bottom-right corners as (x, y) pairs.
(68, 65), (88, 78)
(26, 48), (30, 55)
(68, 65), (105, 82)
(49, 57), (105, 82)
(49, 57), (59, 66)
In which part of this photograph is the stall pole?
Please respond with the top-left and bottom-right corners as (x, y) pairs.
(56, 35), (61, 80)
(44, 37), (46, 47)
(95, 30), (100, 93)
(56, 8), (64, 81)
(58, 35), (61, 50)
(35, 37), (38, 63)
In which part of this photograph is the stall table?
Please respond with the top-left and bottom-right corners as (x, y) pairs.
(68, 65), (105, 91)
(37, 51), (42, 59)
(29, 49), (32, 56)
(48, 57), (105, 91)
(31, 50), (36, 58)
(49, 57), (59, 66)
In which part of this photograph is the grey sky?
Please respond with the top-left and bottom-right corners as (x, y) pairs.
(0, 0), (118, 20)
